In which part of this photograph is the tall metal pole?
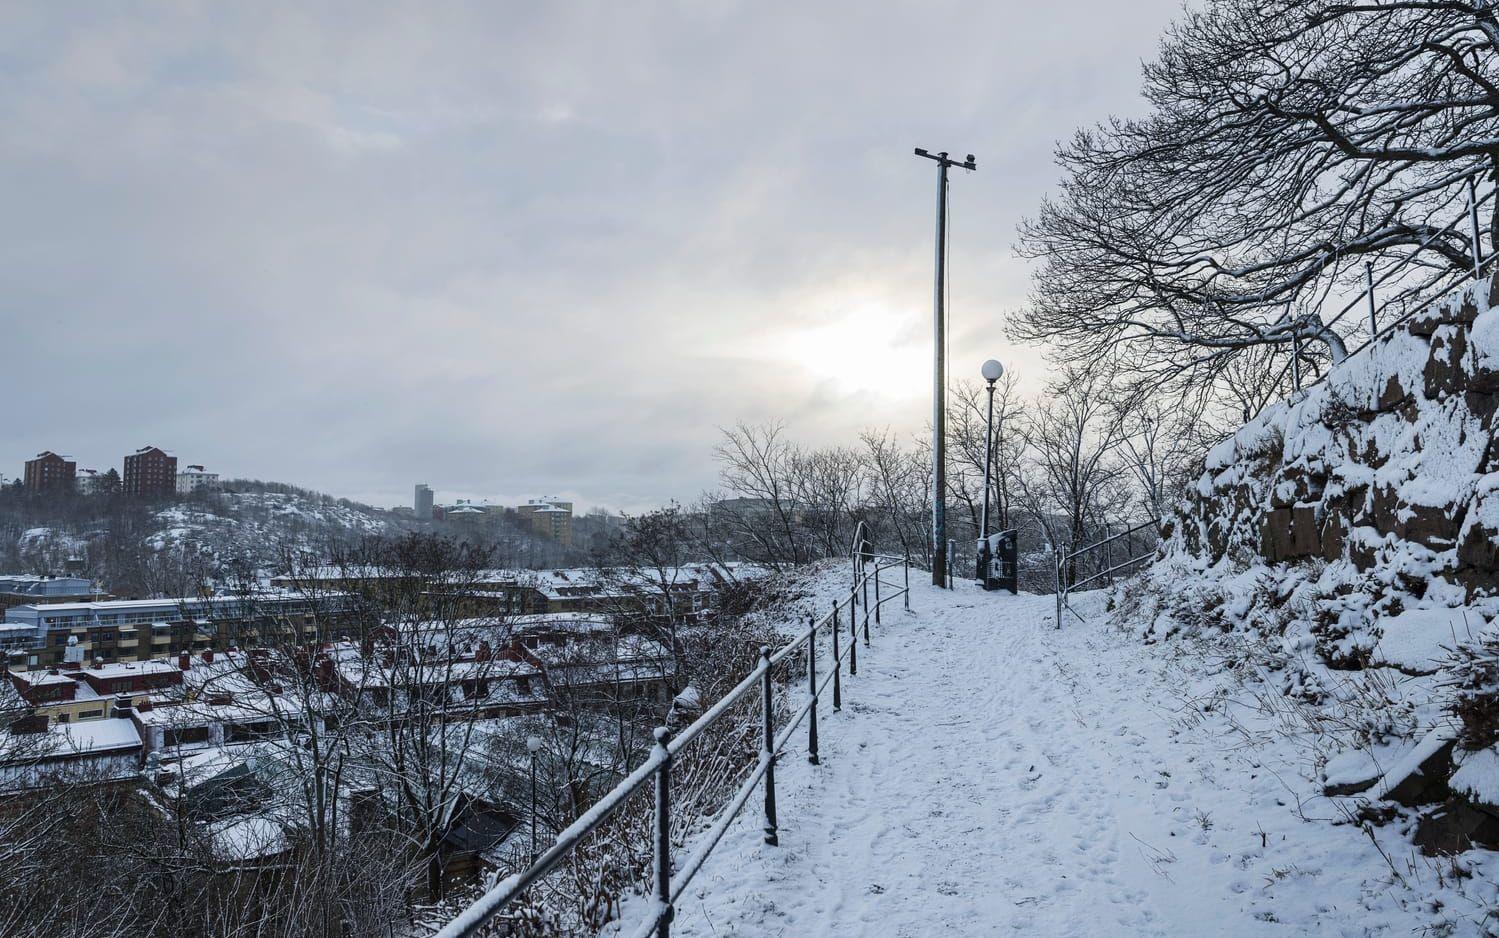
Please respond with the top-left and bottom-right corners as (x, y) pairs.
(915, 148), (976, 587)
(1291, 328), (1302, 391)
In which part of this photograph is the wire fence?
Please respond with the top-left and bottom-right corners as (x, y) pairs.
(434, 530), (912, 938)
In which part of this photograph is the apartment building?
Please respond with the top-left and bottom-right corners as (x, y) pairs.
(2, 592), (345, 670)
(74, 468), (110, 494)
(123, 445), (177, 496)
(0, 575), (103, 615)
(176, 464), (220, 494)
(517, 497), (574, 546)
(22, 451), (76, 492)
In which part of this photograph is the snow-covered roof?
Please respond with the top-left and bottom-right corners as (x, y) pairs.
(49, 717), (142, 754)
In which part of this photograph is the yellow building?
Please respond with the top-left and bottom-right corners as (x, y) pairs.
(517, 498), (573, 546)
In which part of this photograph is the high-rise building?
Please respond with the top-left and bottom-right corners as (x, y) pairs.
(23, 452), (76, 492)
(123, 446), (177, 497)
(415, 483), (434, 519)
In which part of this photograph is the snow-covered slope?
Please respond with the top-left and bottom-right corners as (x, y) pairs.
(1166, 272), (1499, 662)
(609, 582), (1499, 936)
(2, 486), (406, 587)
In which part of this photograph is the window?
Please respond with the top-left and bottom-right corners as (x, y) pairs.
(226, 721), (278, 743)
(76, 709), (103, 720)
(163, 726), (210, 747)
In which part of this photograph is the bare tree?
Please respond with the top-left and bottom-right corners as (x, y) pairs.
(1016, 0), (1499, 396)
(1014, 368), (1133, 568)
(713, 423), (808, 566)
(858, 429), (930, 566)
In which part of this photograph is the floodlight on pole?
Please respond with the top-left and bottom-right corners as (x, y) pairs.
(915, 147), (977, 588)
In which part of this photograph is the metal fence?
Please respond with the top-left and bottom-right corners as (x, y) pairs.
(1053, 518), (1159, 626)
(435, 532), (911, 938)
(1274, 171), (1497, 397)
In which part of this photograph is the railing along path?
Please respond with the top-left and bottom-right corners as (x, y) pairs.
(1053, 518), (1159, 627)
(1273, 172), (1497, 399)
(436, 524), (911, 938)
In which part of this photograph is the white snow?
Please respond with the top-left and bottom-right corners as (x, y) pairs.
(1451, 747), (1499, 806)
(1372, 606), (1475, 672)
(608, 579), (1499, 937)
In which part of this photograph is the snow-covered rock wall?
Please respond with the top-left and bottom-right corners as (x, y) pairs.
(1168, 271), (1499, 661)
(1135, 271), (1499, 852)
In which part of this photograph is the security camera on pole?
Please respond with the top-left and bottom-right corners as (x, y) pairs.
(914, 147), (977, 588)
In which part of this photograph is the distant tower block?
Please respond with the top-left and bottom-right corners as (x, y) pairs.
(415, 483), (435, 519)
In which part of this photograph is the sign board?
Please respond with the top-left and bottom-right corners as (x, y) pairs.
(977, 530), (1018, 594)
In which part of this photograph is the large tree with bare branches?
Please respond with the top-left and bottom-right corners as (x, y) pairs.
(1016, 0), (1499, 398)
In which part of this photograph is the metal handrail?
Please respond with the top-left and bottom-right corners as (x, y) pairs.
(1054, 519), (1160, 627)
(1061, 518), (1159, 564)
(1068, 554), (1155, 593)
(1267, 173), (1496, 400)
(435, 543), (913, 938)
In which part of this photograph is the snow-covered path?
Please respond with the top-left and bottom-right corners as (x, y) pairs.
(642, 582), (1444, 937)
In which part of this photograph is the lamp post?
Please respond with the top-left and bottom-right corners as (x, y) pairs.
(976, 359), (1004, 582)
(526, 734), (542, 864)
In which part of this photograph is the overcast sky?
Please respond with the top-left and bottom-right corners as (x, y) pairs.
(1, 1), (1182, 512)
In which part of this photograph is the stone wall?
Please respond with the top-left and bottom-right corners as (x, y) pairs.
(1175, 269), (1499, 606)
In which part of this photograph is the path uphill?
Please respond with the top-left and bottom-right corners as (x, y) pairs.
(628, 581), (1483, 937)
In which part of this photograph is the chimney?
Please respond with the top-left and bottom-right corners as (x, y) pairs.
(476, 640), (492, 662)
(201, 649), (214, 664)
(316, 655), (335, 690)
(178, 651), (191, 671)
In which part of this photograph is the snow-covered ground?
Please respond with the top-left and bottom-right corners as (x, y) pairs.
(616, 578), (1499, 937)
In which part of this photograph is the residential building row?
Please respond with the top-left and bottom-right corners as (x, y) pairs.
(415, 488), (575, 546)
(1, 591), (337, 671)
(17, 446), (219, 496)
(1, 613), (678, 788)
(267, 562), (747, 620)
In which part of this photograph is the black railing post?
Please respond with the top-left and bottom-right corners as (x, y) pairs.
(848, 588), (858, 676)
(862, 572), (871, 645)
(873, 565), (882, 626)
(807, 615), (819, 765)
(760, 646), (778, 846)
(830, 600), (842, 711)
(1054, 546), (1063, 628)
(652, 725), (673, 938)
(903, 555), (910, 611)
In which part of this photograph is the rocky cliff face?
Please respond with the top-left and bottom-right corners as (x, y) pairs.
(1132, 271), (1499, 852)
(1173, 271), (1499, 652)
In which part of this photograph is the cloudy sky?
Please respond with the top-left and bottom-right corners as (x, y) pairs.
(1, 1), (1181, 511)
